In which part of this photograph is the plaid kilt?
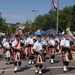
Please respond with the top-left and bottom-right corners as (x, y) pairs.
(47, 46), (55, 56)
(34, 53), (38, 64)
(26, 47), (34, 59)
(27, 47), (32, 55)
(3, 49), (6, 55)
(62, 47), (70, 61)
(11, 49), (16, 60)
(11, 50), (21, 61)
(42, 45), (47, 54)
(34, 52), (43, 64)
(23, 47), (27, 54)
(62, 50), (66, 61)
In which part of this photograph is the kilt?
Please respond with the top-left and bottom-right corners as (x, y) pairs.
(56, 44), (60, 50)
(62, 47), (70, 62)
(34, 52), (43, 65)
(42, 45), (47, 54)
(47, 46), (55, 56)
(3, 49), (6, 55)
(11, 50), (21, 61)
(12, 49), (21, 61)
(11, 49), (16, 60)
(23, 47), (27, 54)
(27, 47), (34, 55)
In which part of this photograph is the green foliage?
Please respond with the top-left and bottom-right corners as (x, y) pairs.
(30, 5), (74, 32)
(8, 24), (17, 34)
(0, 5), (75, 33)
(0, 17), (8, 33)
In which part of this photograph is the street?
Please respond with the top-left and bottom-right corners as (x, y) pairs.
(0, 53), (75, 75)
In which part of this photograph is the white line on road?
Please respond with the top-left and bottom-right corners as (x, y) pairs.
(52, 73), (75, 75)
(0, 66), (75, 72)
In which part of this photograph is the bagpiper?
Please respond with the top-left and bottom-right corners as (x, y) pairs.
(26, 32), (34, 65)
(33, 35), (43, 75)
(41, 35), (47, 61)
(60, 33), (72, 72)
(66, 28), (75, 64)
(3, 36), (11, 64)
(12, 35), (22, 73)
(47, 35), (55, 64)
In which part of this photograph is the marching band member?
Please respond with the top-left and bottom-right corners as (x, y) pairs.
(55, 35), (60, 54)
(2, 35), (7, 54)
(3, 36), (11, 64)
(66, 28), (75, 63)
(26, 32), (34, 65)
(33, 35), (43, 75)
(12, 35), (22, 73)
(41, 35), (47, 61)
(2, 35), (6, 45)
(47, 35), (55, 64)
(22, 35), (28, 60)
(60, 33), (71, 72)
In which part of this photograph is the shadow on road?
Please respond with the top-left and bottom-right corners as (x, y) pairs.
(0, 55), (3, 61)
(42, 69), (50, 74)
(19, 66), (31, 72)
(54, 60), (59, 63)
(68, 67), (75, 72)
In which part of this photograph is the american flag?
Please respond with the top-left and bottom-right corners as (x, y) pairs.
(52, 0), (58, 9)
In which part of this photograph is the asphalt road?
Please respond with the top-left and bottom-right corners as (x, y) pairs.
(0, 51), (75, 75)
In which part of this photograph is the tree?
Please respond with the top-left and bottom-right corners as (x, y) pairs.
(0, 17), (8, 33)
(21, 5), (74, 33)
(70, 5), (75, 31)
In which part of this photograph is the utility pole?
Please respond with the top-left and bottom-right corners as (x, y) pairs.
(32, 10), (39, 32)
(0, 11), (2, 17)
(56, 0), (59, 34)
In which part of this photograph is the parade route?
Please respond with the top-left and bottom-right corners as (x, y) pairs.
(0, 55), (75, 75)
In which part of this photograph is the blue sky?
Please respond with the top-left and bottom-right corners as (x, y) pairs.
(0, 0), (75, 23)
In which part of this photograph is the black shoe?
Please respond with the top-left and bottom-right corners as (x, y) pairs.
(14, 70), (17, 73)
(63, 70), (66, 73)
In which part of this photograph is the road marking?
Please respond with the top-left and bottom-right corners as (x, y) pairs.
(0, 66), (75, 72)
(52, 73), (75, 75)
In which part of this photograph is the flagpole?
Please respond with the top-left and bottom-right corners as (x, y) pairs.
(56, 0), (59, 34)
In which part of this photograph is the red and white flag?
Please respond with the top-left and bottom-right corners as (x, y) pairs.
(52, 0), (58, 9)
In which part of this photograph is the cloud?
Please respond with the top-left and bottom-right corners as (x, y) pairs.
(1, 11), (27, 19)
(0, 10), (33, 23)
